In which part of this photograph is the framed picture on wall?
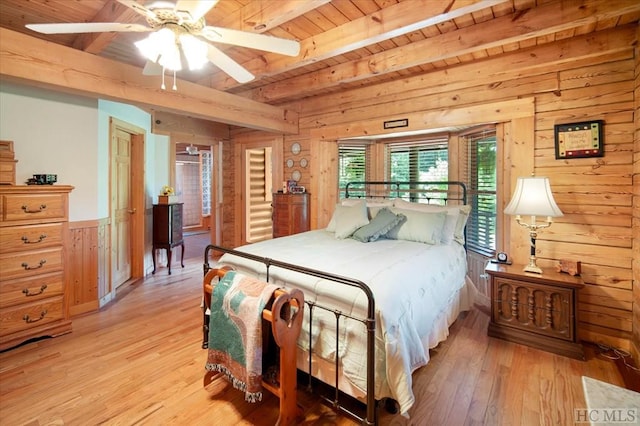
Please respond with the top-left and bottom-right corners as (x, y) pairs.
(554, 120), (604, 159)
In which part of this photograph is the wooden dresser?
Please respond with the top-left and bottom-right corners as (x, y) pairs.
(152, 203), (184, 275)
(272, 193), (310, 238)
(0, 185), (74, 351)
(485, 262), (584, 359)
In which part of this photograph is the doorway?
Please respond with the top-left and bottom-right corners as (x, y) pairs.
(175, 143), (213, 233)
(109, 118), (145, 291)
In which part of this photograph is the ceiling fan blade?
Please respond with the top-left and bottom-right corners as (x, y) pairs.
(175, 0), (218, 22)
(116, 0), (161, 24)
(206, 44), (254, 83)
(26, 22), (151, 35)
(200, 26), (300, 57)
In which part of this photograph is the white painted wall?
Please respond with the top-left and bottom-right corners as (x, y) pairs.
(98, 99), (170, 216)
(0, 82), (170, 222)
(0, 82), (99, 221)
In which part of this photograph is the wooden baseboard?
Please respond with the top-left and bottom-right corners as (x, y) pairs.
(69, 301), (99, 317)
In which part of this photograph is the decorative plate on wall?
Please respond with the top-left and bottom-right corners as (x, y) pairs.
(299, 158), (308, 168)
(286, 158), (294, 168)
(290, 142), (301, 155)
(291, 170), (301, 181)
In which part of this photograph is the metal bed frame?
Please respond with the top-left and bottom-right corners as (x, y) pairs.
(202, 181), (467, 425)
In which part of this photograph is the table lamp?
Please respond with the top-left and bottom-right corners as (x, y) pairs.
(504, 176), (563, 274)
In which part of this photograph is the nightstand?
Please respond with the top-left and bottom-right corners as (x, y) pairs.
(485, 262), (584, 360)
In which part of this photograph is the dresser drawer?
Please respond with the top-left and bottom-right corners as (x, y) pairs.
(0, 223), (64, 254)
(0, 247), (63, 281)
(1, 192), (67, 224)
(0, 295), (64, 337)
(0, 272), (64, 309)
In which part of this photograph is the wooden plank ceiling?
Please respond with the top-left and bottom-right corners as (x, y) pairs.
(0, 0), (639, 108)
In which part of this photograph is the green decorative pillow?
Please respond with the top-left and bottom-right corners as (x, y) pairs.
(351, 207), (406, 242)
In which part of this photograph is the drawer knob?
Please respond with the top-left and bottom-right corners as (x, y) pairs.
(21, 259), (46, 270)
(21, 234), (47, 244)
(21, 204), (47, 213)
(23, 310), (48, 323)
(22, 284), (48, 297)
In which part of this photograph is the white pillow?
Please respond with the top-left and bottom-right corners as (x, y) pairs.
(364, 199), (394, 219)
(393, 199), (470, 245)
(340, 198), (363, 207)
(340, 198), (394, 219)
(386, 208), (447, 244)
(327, 200), (370, 239)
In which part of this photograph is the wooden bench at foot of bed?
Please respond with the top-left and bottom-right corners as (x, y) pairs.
(202, 268), (305, 426)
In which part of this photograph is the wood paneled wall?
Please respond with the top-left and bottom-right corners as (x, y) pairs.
(67, 219), (109, 316)
(227, 24), (638, 353)
(632, 25), (640, 364)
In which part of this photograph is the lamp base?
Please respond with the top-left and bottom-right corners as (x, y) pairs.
(523, 263), (543, 274)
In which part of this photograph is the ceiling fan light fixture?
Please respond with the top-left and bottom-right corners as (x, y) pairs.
(186, 144), (198, 155)
(158, 42), (182, 71)
(136, 27), (182, 71)
(180, 34), (208, 70)
(134, 32), (162, 63)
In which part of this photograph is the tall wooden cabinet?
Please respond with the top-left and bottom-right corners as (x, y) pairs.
(152, 203), (184, 275)
(272, 193), (310, 238)
(0, 185), (73, 351)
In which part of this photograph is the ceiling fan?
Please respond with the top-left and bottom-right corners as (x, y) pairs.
(177, 144), (199, 155)
(25, 0), (300, 85)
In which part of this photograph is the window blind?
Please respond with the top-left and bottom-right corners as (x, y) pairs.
(338, 143), (369, 198)
(462, 129), (497, 255)
(386, 138), (449, 200)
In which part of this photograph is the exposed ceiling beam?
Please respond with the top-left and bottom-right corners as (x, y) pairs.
(216, 0), (332, 32)
(72, 0), (142, 54)
(238, 0), (640, 103)
(193, 0), (330, 86)
(205, 0), (509, 90)
(0, 28), (298, 134)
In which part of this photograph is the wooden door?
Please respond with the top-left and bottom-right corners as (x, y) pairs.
(111, 127), (133, 288)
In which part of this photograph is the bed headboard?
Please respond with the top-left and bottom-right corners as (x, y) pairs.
(344, 181), (467, 206)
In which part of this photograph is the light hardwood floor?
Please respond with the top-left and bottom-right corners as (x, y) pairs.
(0, 255), (625, 425)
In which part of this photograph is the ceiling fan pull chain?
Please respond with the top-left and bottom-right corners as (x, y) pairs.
(172, 70), (177, 91)
(161, 66), (166, 90)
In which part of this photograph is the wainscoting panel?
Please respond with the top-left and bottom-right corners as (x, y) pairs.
(67, 219), (109, 316)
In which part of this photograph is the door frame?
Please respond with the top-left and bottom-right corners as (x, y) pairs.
(109, 117), (146, 292)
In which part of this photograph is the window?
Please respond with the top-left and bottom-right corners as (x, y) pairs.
(462, 129), (497, 255)
(386, 139), (449, 199)
(338, 143), (368, 198)
(201, 150), (212, 216)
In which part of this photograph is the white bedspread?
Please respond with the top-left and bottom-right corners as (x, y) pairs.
(218, 230), (475, 415)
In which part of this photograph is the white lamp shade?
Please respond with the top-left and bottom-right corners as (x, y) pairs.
(504, 176), (563, 217)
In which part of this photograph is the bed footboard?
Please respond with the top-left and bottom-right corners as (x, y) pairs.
(203, 244), (377, 426)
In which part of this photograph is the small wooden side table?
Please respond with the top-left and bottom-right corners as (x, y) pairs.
(152, 203), (184, 275)
(485, 262), (584, 360)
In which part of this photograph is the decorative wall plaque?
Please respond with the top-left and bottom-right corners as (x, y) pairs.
(554, 120), (604, 159)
